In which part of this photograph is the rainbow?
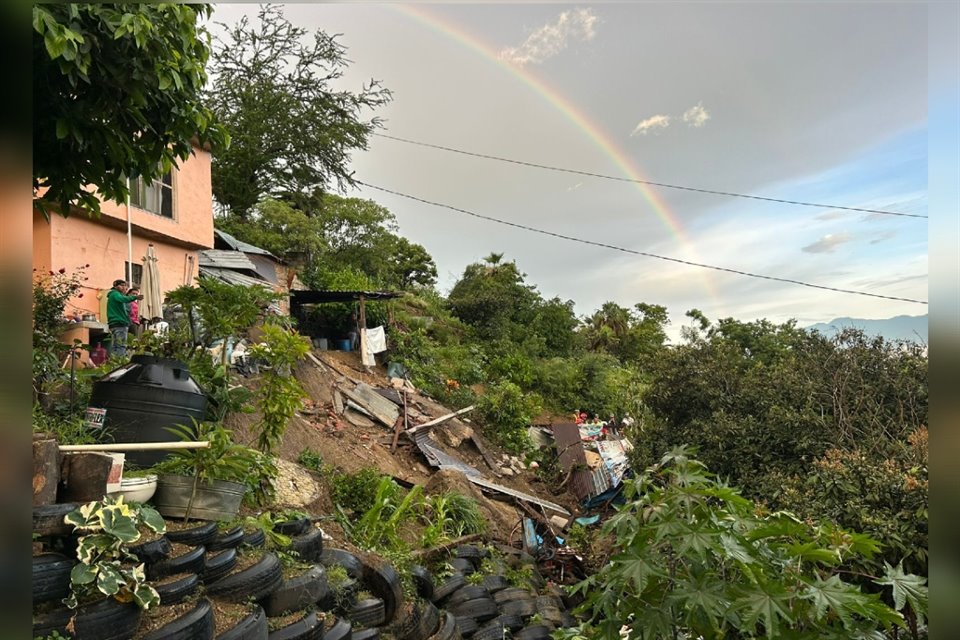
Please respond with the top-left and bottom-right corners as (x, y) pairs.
(390, 4), (720, 305)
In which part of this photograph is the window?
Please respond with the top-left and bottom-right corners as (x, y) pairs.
(124, 262), (143, 288)
(129, 171), (174, 218)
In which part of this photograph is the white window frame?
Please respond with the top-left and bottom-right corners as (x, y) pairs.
(129, 170), (176, 219)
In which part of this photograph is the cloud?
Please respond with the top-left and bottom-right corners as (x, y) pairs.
(682, 102), (711, 127)
(801, 233), (853, 253)
(630, 114), (672, 136)
(499, 8), (598, 66)
(869, 229), (898, 244)
(630, 102), (710, 137)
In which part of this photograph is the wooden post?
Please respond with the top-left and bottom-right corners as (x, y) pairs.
(33, 437), (60, 506)
(391, 390), (408, 453)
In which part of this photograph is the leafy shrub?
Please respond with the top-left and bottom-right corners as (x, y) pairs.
(247, 321), (311, 453)
(33, 265), (89, 397)
(776, 427), (928, 578)
(64, 496), (166, 610)
(571, 447), (927, 640)
(329, 467), (388, 515)
(476, 380), (540, 454)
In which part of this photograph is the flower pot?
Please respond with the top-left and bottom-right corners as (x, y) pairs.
(107, 473), (158, 504)
(152, 474), (245, 521)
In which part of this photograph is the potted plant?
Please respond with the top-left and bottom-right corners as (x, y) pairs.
(152, 419), (263, 521)
(32, 496), (166, 639)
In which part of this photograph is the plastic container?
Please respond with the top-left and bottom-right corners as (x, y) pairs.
(336, 339), (352, 352)
(86, 355), (208, 467)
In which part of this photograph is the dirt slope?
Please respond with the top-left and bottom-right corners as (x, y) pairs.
(226, 348), (578, 545)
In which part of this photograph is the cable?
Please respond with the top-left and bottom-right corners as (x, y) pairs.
(355, 180), (928, 306)
(372, 133), (927, 220)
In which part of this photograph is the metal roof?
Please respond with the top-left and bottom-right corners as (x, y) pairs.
(198, 250), (260, 273)
(290, 289), (402, 304)
(198, 266), (272, 289)
(213, 229), (277, 259)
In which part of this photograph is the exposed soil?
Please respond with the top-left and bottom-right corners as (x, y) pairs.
(220, 347), (585, 555)
(134, 595), (199, 638)
(211, 600), (260, 637)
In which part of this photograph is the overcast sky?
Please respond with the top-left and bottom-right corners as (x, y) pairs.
(211, 3), (930, 340)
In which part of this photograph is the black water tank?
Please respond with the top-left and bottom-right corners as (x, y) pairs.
(86, 355), (208, 467)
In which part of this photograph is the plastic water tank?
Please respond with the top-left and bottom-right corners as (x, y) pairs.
(86, 355), (208, 467)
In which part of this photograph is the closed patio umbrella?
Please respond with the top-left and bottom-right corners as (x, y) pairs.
(140, 244), (164, 323)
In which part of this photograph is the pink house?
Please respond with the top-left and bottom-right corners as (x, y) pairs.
(33, 144), (214, 351)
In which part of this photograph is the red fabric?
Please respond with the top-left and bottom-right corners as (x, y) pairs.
(129, 300), (140, 325)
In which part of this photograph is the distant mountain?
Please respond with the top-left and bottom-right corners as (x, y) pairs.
(805, 315), (927, 344)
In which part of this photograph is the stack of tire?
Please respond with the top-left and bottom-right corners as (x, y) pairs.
(421, 545), (579, 640)
(32, 510), (407, 640)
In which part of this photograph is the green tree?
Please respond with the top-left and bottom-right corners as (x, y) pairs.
(206, 5), (392, 216)
(447, 256), (541, 341)
(33, 4), (228, 218)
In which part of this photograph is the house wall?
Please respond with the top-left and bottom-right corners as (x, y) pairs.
(33, 145), (213, 321)
(33, 212), (200, 320)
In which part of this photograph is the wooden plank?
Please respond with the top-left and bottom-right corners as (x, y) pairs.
(467, 475), (571, 516)
(339, 384), (399, 428)
(406, 405), (476, 436)
(470, 432), (503, 477)
(333, 389), (344, 415)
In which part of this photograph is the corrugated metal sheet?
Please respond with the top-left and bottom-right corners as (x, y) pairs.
(199, 250), (259, 273)
(214, 229), (277, 258)
(552, 423), (597, 502)
(410, 429), (570, 515)
(199, 266), (271, 288)
(411, 429), (483, 478)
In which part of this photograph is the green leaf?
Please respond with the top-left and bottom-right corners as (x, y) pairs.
(44, 30), (67, 60)
(96, 562), (124, 595)
(70, 562), (97, 585)
(803, 575), (862, 626)
(733, 583), (794, 639)
(612, 550), (661, 594)
(138, 506), (166, 533)
(876, 561), (928, 622)
(133, 583), (161, 610)
(99, 507), (140, 543)
(55, 119), (69, 140)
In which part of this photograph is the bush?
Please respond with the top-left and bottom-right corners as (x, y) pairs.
(477, 380), (540, 454)
(329, 467), (388, 515)
(571, 448), (927, 640)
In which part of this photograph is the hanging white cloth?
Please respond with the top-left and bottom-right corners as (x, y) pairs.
(360, 329), (376, 367)
(364, 326), (387, 354)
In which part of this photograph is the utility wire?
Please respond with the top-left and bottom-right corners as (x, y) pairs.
(372, 133), (927, 220)
(356, 180), (928, 306)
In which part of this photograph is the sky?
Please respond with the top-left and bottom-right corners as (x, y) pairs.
(210, 2), (932, 341)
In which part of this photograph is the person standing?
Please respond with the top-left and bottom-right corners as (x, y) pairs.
(127, 286), (142, 338)
(106, 279), (142, 356)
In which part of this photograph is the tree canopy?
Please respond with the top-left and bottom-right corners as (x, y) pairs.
(217, 194), (437, 291)
(33, 3), (228, 218)
(206, 5), (392, 216)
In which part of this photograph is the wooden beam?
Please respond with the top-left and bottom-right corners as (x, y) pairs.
(406, 405), (476, 436)
(59, 441), (210, 452)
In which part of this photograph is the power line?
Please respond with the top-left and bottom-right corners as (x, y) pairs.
(372, 133), (927, 220)
(355, 180), (928, 306)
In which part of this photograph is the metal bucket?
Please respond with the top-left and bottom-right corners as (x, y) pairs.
(153, 474), (245, 521)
